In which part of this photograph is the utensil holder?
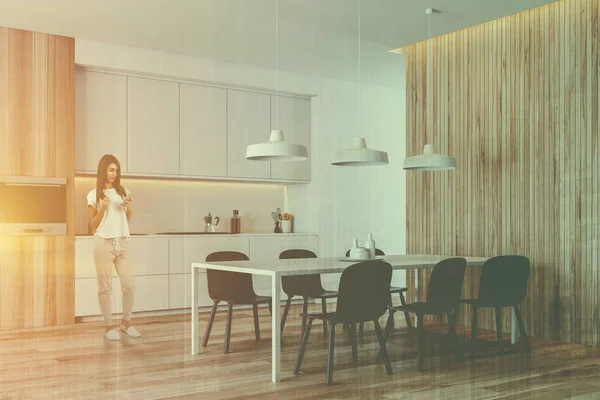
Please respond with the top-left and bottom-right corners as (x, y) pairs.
(280, 220), (292, 233)
(274, 221), (282, 233)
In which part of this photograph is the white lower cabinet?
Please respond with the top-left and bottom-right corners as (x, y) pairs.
(75, 277), (122, 317)
(74, 238), (108, 279)
(75, 237), (168, 278)
(75, 234), (319, 317)
(249, 235), (319, 297)
(75, 237), (170, 317)
(75, 275), (169, 316)
(168, 236), (250, 274)
(169, 273), (213, 309)
(248, 235), (319, 261)
(133, 275), (170, 312)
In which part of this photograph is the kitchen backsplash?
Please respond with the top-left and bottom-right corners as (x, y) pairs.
(74, 177), (285, 235)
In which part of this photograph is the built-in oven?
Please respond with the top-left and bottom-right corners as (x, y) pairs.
(0, 176), (68, 235)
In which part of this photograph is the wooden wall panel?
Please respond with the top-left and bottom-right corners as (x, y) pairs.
(405, 0), (600, 346)
(0, 27), (75, 330)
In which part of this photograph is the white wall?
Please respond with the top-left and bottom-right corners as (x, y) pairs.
(75, 37), (407, 286)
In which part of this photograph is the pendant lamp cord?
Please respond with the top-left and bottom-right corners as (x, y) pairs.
(427, 9), (432, 145)
(357, 0), (361, 139)
(275, 0), (279, 129)
(428, 8), (432, 40)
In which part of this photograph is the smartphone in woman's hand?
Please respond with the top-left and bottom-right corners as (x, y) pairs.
(122, 192), (133, 208)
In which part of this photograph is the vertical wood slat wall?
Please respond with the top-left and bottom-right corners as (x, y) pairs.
(405, 0), (599, 346)
(0, 27), (75, 330)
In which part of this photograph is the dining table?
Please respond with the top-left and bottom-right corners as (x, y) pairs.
(191, 254), (518, 383)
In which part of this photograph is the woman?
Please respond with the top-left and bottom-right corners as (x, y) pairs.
(87, 154), (141, 341)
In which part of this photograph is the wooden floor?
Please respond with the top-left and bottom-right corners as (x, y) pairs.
(1, 304), (599, 400)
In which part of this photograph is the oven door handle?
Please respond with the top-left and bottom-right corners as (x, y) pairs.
(5, 183), (62, 188)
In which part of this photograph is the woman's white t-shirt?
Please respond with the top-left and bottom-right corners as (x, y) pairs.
(87, 187), (131, 238)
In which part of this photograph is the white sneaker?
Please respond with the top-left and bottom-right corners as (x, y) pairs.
(104, 329), (120, 341)
(120, 324), (142, 338)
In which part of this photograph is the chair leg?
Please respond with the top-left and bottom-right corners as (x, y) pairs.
(253, 304), (260, 341)
(326, 322), (336, 385)
(281, 297), (292, 335)
(224, 303), (233, 354)
(513, 305), (531, 354)
(383, 309), (396, 343)
(294, 318), (314, 375)
(387, 293), (395, 328)
(416, 313), (424, 371)
(301, 298), (309, 340)
(348, 323), (358, 367)
(202, 300), (219, 347)
(444, 312), (453, 352)
(321, 298), (328, 338)
(470, 307), (479, 360)
(495, 307), (502, 344)
(376, 310), (396, 364)
(374, 320), (393, 375)
(399, 292), (412, 332)
(448, 309), (461, 360)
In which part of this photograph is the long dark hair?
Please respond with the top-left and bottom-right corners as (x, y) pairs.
(95, 154), (127, 205)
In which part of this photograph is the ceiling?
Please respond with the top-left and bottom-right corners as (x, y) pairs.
(0, 0), (559, 79)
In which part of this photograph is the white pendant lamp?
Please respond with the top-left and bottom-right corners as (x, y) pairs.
(246, 129), (308, 161)
(403, 8), (456, 171)
(331, 0), (388, 167)
(332, 138), (388, 166)
(245, 0), (308, 162)
(403, 144), (456, 170)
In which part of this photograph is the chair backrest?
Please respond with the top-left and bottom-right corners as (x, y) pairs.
(345, 248), (385, 257)
(477, 255), (530, 306)
(334, 261), (392, 324)
(280, 249), (317, 259)
(279, 249), (323, 297)
(424, 257), (467, 314)
(205, 251), (255, 302)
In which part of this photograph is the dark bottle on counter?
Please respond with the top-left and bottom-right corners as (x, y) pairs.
(230, 210), (241, 234)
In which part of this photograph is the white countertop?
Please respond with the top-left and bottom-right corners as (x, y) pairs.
(75, 232), (318, 239)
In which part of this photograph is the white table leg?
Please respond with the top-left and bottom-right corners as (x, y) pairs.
(191, 267), (200, 355)
(271, 274), (282, 383)
(413, 268), (419, 302)
(511, 307), (517, 344)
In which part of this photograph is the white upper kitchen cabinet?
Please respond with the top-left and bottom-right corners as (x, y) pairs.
(269, 95), (311, 181)
(75, 70), (127, 172)
(179, 84), (227, 177)
(127, 77), (180, 175)
(226, 90), (271, 179)
(168, 236), (250, 274)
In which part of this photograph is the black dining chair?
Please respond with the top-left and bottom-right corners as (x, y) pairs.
(294, 260), (394, 385)
(202, 251), (272, 354)
(345, 248), (412, 336)
(384, 257), (467, 370)
(460, 255), (531, 359)
(279, 249), (337, 339)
